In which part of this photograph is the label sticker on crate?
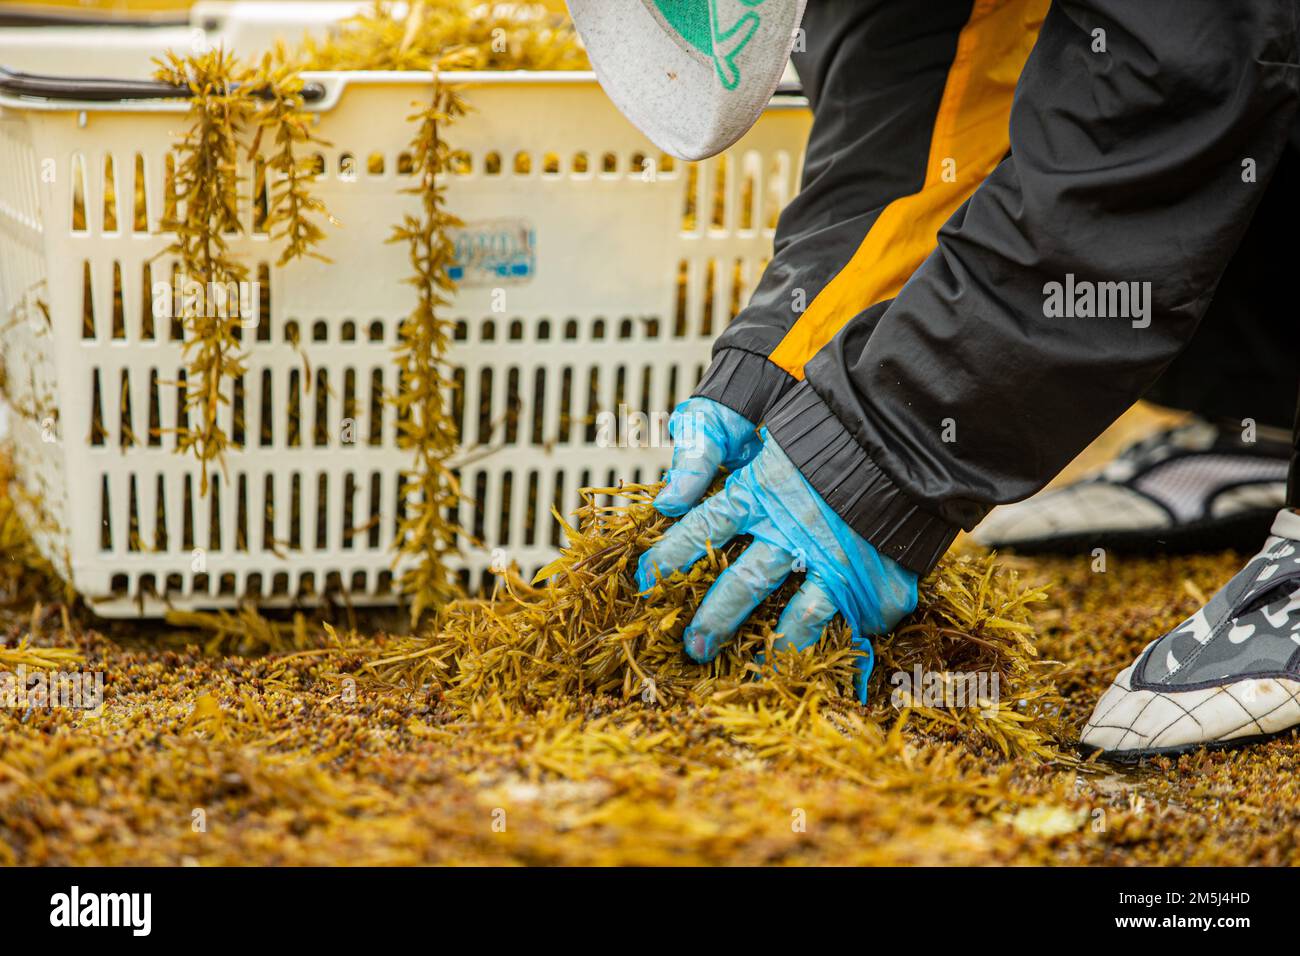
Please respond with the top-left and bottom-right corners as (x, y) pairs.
(448, 219), (536, 286)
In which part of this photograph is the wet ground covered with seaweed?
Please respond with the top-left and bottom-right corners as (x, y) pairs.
(3, 425), (1299, 866)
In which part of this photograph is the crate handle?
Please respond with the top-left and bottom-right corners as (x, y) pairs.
(0, 65), (327, 104)
(0, 6), (188, 28)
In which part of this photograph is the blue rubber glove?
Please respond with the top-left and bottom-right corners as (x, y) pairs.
(637, 429), (918, 703)
(653, 397), (761, 518)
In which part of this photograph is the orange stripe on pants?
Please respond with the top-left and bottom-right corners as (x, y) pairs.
(768, 0), (1048, 379)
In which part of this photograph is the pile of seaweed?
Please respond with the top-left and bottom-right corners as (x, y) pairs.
(351, 483), (1070, 765)
(7, 452), (1300, 865)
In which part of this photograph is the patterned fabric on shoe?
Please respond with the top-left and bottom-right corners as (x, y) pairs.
(1137, 512), (1300, 688)
(1079, 511), (1300, 758)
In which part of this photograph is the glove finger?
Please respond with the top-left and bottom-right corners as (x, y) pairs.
(636, 481), (749, 591)
(653, 436), (725, 518)
(682, 540), (792, 663)
(852, 639), (875, 706)
(772, 576), (838, 653)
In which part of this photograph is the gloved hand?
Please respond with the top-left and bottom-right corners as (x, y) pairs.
(652, 397), (761, 517)
(637, 429), (918, 703)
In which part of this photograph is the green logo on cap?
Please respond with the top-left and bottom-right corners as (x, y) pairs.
(651, 0), (768, 91)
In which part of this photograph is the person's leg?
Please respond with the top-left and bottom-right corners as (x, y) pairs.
(1081, 202), (1300, 763)
(1290, 382), (1300, 509)
(974, 145), (1299, 555)
(1081, 110), (1300, 762)
(1145, 142), (1300, 432)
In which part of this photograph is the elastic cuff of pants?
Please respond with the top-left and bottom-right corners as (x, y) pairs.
(693, 348), (796, 425)
(766, 380), (958, 577)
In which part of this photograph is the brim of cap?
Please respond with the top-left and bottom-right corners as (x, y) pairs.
(569, 0), (806, 161)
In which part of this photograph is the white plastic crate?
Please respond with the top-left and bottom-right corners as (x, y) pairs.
(0, 69), (810, 617)
(0, 1), (368, 322)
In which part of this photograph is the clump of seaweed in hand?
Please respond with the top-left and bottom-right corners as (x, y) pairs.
(877, 558), (1068, 761)
(353, 482), (1068, 764)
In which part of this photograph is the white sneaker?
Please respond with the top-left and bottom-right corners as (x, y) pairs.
(973, 419), (1289, 555)
(1080, 509), (1300, 761)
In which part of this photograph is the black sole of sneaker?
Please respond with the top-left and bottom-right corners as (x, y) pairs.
(1079, 726), (1300, 765)
(988, 509), (1277, 557)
